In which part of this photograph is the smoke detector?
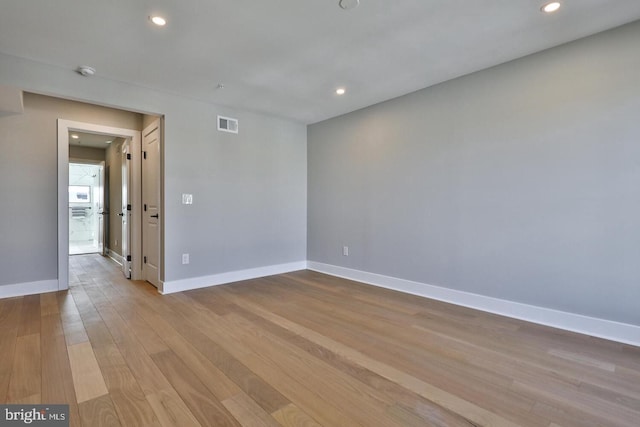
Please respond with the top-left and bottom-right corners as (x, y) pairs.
(76, 66), (96, 77)
(339, 0), (360, 10)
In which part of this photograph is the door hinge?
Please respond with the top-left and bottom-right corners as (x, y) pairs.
(126, 255), (131, 262)
(143, 151), (147, 159)
(126, 153), (131, 160)
(143, 256), (147, 264)
(144, 204), (147, 212)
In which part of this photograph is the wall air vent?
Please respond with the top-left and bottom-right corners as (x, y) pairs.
(217, 115), (238, 134)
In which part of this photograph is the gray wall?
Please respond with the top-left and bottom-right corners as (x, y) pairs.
(308, 21), (640, 326)
(0, 57), (307, 287)
(165, 107), (307, 279)
(69, 145), (106, 162)
(0, 93), (141, 286)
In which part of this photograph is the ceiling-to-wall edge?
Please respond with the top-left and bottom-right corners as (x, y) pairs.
(309, 19), (640, 126)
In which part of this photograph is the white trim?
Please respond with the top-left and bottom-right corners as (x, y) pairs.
(0, 280), (58, 299)
(58, 120), (142, 291)
(105, 249), (124, 266)
(160, 261), (307, 294)
(307, 261), (640, 347)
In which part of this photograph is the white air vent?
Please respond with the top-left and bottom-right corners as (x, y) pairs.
(217, 115), (238, 134)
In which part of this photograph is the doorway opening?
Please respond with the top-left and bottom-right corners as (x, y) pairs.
(68, 161), (104, 255)
(58, 120), (144, 290)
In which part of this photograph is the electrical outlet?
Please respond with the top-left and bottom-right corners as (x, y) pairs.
(343, 246), (349, 256)
(182, 253), (189, 264)
(182, 193), (193, 205)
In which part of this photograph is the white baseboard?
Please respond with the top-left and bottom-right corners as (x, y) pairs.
(105, 249), (123, 266)
(307, 261), (640, 347)
(160, 261), (308, 295)
(4, 261), (637, 347)
(0, 279), (59, 299)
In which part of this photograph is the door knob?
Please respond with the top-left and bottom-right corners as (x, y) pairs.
(150, 214), (159, 218)
(118, 213), (125, 217)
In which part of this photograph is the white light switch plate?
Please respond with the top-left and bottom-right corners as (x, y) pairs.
(182, 193), (193, 205)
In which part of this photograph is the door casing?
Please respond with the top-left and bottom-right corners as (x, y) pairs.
(57, 120), (142, 290)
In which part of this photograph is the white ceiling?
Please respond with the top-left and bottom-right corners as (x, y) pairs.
(69, 132), (117, 149)
(1, 1), (639, 124)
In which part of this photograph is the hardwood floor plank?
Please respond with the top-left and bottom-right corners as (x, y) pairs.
(215, 286), (520, 427)
(108, 389), (161, 427)
(222, 312), (411, 426)
(227, 280), (548, 425)
(17, 294), (40, 337)
(0, 297), (22, 402)
(15, 254), (640, 427)
(146, 388), (202, 427)
(79, 394), (122, 427)
(514, 378), (639, 427)
(41, 313), (81, 427)
(270, 403), (322, 427)
(91, 303), (176, 394)
(57, 291), (90, 346)
(548, 348), (616, 372)
(67, 341), (108, 403)
(109, 304), (169, 356)
(84, 293), (201, 426)
(244, 276), (521, 397)
(213, 296), (478, 426)
(126, 298), (243, 401)
(151, 349), (241, 427)
(166, 295), (401, 427)
(40, 292), (60, 317)
(75, 289), (160, 427)
(386, 403), (450, 427)
(577, 380), (640, 413)
(137, 294), (288, 413)
(6, 333), (41, 404)
(222, 393), (281, 427)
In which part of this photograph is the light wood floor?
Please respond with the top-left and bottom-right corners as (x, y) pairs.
(1, 255), (639, 426)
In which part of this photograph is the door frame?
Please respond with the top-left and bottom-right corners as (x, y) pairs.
(57, 120), (142, 290)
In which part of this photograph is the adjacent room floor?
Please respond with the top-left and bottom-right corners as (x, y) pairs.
(69, 241), (101, 255)
(1, 254), (639, 426)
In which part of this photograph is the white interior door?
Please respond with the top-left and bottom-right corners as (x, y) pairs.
(121, 140), (132, 278)
(142, 120), (161, 288)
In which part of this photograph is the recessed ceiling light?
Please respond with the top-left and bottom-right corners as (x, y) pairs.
(541, 2), (561, 13)
(71, 134), (79, 139)
(336, 88), (346, 95)
(339, 0), (360, 10)
(150, 15), (166, 26)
